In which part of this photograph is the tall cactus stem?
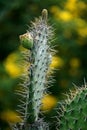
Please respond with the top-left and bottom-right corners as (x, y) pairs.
(11, 9), (54, 130)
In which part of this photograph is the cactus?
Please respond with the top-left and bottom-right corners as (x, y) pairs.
(10, 9), (54, 130)
(56, 83), (87, 130)
(9, 9), (87, 130)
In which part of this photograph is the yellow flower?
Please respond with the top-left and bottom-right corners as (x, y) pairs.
(77, 27), (87, 37)
(58, 11), (73, 22)
(41, 95), (57, 111)
(50, 6), (74, 21)
(50, 56), (64, 68)
(1, 110), (22, 123)
(75, 18), (86, 28)
(70, 58), (80, 68)
(4, 52), (23, 77)
(65, 0), (77, 12)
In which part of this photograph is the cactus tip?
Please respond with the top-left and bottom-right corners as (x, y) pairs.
(42, 9), (48, 22)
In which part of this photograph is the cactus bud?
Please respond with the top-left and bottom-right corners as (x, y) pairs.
(19, 32), (33, 49)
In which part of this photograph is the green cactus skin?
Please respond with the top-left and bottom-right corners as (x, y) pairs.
(57, 84), (87, 130)
(10, 9), (54, 130)
(28, 9), (53, 123)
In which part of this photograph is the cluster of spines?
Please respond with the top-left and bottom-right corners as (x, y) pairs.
(27, 9), (53, 123)
(56, 83), (87, 130)
(11, 9), (54, 130)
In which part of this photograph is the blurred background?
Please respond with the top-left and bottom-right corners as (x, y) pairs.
(0, 0), (87, 129)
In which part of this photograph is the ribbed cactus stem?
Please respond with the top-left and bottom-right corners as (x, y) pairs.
(12, 9), (53, 130)
(28, 9), (51, 122)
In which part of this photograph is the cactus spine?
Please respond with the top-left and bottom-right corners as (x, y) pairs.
(57, 83), (87, 130)
(9, 8), (87, 130)
(11, 9), (53, 130)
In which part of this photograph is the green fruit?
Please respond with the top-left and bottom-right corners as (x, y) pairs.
(19, 32), (33, 49)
